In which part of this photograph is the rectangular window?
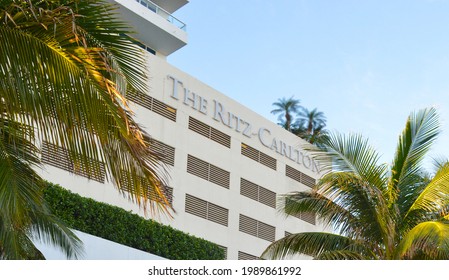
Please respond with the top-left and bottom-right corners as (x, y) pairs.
(188, 117), (231, 148)
(240, 178), (276, 208)
(285, 165), (316, 188)
(241, 143), (276, 170)
(238, 251), (259, 260)
(42, 141), (105, 183)
(120, 173), (174, 205)
(127, 91), (177, 122)
(185, 194), (229, 226)
(187, 155), (230, 189)
(239, 214), (276, 242)
(151, 139), (175, 166)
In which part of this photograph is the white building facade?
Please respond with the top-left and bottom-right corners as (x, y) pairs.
(39, 0), (324, 260)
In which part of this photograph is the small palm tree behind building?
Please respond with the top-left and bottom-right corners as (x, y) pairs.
(295, 108), (328, 145)
(271, 97), (302, 132)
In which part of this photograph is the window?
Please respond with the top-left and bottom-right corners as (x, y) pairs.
(42, 141), (105, 183)
(239, 214), (275, 242)
(127, 91), (177, 122)
(238, 251), (259, 260)
(188, 117), (231, 148)
(151, 139), (175, 166)
(120, 173), (174, 205)
(240, 178), (276, 208)
(241, 143), (276, 170)
(285, 165), (316, 188)
(187, 155), (230, 189)
(185, 194), (229, 226)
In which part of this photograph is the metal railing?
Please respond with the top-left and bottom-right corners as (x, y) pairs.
(135, 0), (187, 31)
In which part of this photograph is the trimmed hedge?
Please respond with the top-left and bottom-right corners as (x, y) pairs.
(43, 183), (225, 260)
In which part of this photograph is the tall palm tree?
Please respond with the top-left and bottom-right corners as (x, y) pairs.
(294, 108), (327, 145)
(0, 0), (170, 259)
(263, 107), (449, 260)
(297, 107), (327, 135)
(271, 97), (301, 131)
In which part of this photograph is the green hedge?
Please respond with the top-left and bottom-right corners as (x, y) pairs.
(43, 183), (225, 260)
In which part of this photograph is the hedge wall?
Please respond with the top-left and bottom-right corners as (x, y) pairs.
(43, 183), (225, 260)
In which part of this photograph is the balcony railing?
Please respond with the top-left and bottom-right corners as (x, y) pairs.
(135, 0), (187, 31)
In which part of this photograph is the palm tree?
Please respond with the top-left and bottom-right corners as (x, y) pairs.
(271, 97), (301, 131)
(297, 107), (326, 134)
(0, 0), (170, 259)
(263, 107), (449, 260)
(294, 108), (327, 145)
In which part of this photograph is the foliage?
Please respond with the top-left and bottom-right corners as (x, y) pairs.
(0, 0), (170, 259)
(270, 97), (328, 144)
(294, 108), (328, 145)
(44, 183), (225, 260)
(271, 96), (301, 131)
(263, 107), (449, 260)
(0, 119), (82, 259)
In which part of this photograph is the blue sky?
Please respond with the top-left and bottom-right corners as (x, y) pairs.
(168, 0), (449, 169)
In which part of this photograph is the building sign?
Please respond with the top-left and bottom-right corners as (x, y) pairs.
(167, 75), (321, 174)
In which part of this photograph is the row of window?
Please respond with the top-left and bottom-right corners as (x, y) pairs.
(184, 194), (276, 242)
(42, 141), (173, 204)
(41, 140), (315, 224)
(184, 193), (316, 242)
(127, 93), (314, 182)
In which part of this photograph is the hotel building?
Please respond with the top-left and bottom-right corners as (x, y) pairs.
(37, 0), (324, 260)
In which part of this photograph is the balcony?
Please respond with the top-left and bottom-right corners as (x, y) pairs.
(135, 0), (186, 31)
(110, 0), (188, 57)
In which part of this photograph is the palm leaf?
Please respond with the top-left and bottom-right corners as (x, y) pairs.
(0, 1), (171, 213)
(261, 232), (372, 260)
(390, 107), (440, 206)
(395, 221), (449, 259)
(403, 163), (449, 224)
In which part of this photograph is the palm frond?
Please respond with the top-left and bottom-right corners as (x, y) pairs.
(28, 210), (83, 260)
(261, 232), (370, 260)
(305, 132), (388, 189)
(404, 162), (449, 223)
(390, 107), (440, 204)
(314, 250), (365, 260)
(0, 1), (171, 214)
(395, 221), (449, 259)
(282, 191), (360, 239)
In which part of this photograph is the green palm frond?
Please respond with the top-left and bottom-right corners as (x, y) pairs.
(0, 118), (42, 224)
(390, 108), (440, 203)
(395, 221), (449, 259)
(404, 162), (449, 221)
(314, 250), (365, 260)
(282, 191), (358, 237)
(28, 209), (83, 260)
(262, 232), (371, 260)
(0, 0), (172, 259)
(0, 0), (171, 213)
(306, 132), (388, 189)
(0, 117), (82, 259)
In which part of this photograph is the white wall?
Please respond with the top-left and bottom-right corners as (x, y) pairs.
(34, 230), (166, 260)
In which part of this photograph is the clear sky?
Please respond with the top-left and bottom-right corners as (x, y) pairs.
(168, 0), (449, 169)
